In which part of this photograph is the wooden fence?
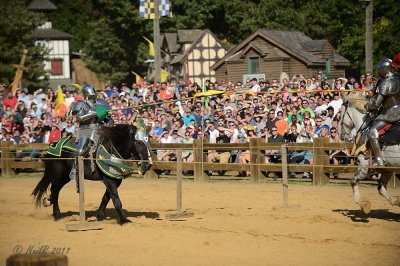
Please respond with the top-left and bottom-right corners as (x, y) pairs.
(0, 139), (398, 187)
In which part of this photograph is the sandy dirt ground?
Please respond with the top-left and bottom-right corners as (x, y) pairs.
(0, 176), (399, 266)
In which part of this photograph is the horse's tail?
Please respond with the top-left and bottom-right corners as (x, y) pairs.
(32, 158), (52, 207)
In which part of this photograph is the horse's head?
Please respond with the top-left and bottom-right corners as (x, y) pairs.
(338, 93), (368, 141)
(130, 123), (153, 175)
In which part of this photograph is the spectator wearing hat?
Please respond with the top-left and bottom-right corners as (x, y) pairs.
(48, 123), (61, 143)
(319, 125), (331, 139)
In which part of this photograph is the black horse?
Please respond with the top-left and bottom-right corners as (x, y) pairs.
(32, 124), (152, 225)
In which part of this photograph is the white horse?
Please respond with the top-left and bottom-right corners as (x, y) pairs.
(339, 93), (400, 213)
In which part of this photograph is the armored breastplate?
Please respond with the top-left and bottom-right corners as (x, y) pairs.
(378, 74), (400, 108)
(76, 101), (98, 126)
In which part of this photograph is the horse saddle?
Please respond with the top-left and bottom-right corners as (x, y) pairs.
(352, 121), (400, 156)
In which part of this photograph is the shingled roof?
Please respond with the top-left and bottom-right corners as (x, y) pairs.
(27, 0), (57, 11)
(33, 28), (72, 40)
(163, 33), (179, 54)
(177, 29), (204, 43)
(212, 29), (349, 70)
(259, 29), (326, 64)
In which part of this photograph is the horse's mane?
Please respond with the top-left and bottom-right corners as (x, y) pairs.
(346, 93), (368, 114)
(99, 124), (136, 145)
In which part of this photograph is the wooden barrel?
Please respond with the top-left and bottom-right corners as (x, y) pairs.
(6, 254), (68, 266)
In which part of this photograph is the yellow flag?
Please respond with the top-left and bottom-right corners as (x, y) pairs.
(161, 69), (169, 82)
(55, 86), (67, 116)
(131, 71), (143, 85)
(143, 36), (155, 57)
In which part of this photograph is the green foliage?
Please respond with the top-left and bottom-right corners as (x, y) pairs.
(0, 0), (49, 90)
(48, 0), (399, 82)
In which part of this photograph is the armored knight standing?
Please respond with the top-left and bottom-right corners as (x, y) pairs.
(69, 84), (113, 182)
(364, 58), (400, 165)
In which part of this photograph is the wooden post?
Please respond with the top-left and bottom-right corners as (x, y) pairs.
(313, 138), (330, 185)
(281, 144), (289, 206)
(249, 138), (260, 182)
(66, 156), (102, 231)
(272, 144), (300, 210)
(176, 150), (182, 213)
(6, 254), (68, 266)
(365, 0), (373, 74)
(144, 148), (158, 179)
(1, 141), (15, 177)
(166, 149), (194, 220)
(153, 0), (161, 83)
(193, 139), (209, 182)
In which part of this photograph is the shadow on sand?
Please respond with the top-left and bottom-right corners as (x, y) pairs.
(58, 208), (160, 221)
(332, 208), (400, 223)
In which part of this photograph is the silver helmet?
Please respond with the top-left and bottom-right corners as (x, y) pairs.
(82, 84), (97, 102)
(377, 58), (392, 78)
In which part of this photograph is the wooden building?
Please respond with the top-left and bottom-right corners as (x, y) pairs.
(28, 0), (72, 89)
(211, 29), (350, 82)
(162, 29), (227, 85)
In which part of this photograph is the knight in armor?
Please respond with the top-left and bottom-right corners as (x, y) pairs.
(69, 84), (113, 181)
(364, 58), (400, 165)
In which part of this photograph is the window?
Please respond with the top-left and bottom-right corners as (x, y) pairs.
(51, 59), (63, 76)
(248, 56), (260, 74)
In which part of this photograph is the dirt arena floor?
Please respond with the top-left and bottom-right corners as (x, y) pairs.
(0, 176), (399, 266)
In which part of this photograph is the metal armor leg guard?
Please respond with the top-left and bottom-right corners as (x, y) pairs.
(70, 158), (78, 180)
(367, 121), (386, 166)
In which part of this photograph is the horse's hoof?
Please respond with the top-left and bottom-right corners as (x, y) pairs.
(359, 200), (371, 215)
(43, 197), (52, 207)
(53, 215), (63, 221)
(96, 213), (105, 221)
(121, 219), (132, 226)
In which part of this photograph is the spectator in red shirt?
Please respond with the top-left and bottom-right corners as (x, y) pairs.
(48, 123), (61, 143)
(3, 91), (18, 109)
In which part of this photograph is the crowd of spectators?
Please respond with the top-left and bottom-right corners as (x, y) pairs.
(0, 69), (374, 176)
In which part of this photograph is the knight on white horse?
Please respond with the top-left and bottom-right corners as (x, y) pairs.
(364, 58), (400, 165)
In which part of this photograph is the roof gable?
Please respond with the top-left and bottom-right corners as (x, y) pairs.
(163, 33), (179, 54)
(177, 29), (204, 43)
(172, 29), (227, 64)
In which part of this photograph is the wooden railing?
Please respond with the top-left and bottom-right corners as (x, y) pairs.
(0, 139), (398, 187)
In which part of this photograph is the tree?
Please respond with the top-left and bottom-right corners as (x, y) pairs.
(0, 0), (49, 90)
